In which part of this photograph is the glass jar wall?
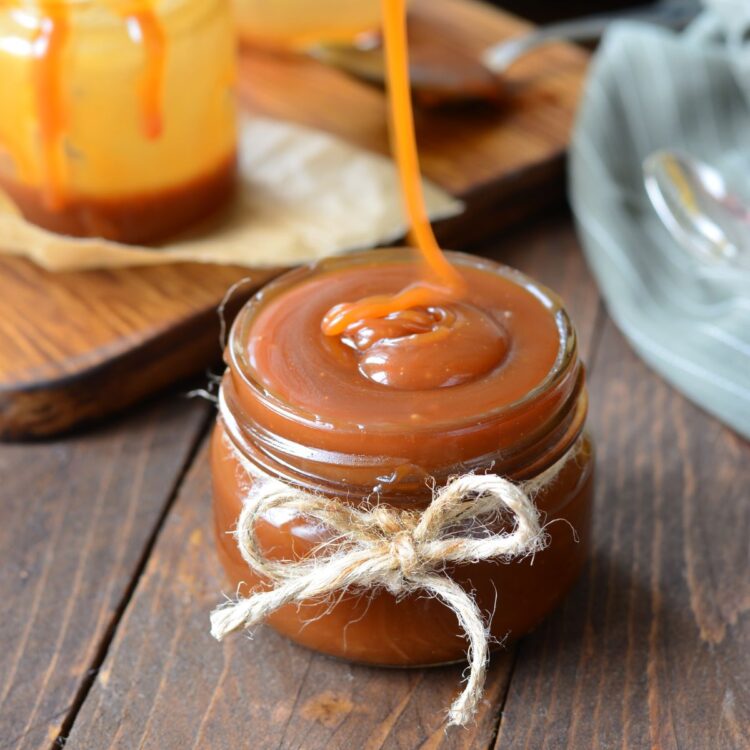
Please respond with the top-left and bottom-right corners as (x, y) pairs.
(211, 250), (595, 667)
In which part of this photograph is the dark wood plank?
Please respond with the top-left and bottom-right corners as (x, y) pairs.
(494, 318), (750, 749)
(0, 396), (209, 750)
(61, 217), (604, 749)
(61, 439), (512, 750)
(0, 260), (277, 439)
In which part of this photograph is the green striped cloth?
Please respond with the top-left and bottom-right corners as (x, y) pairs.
(570, 8), (750, 439)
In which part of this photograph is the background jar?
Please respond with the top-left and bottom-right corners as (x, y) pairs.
(0, 0), (237, 243)
(211, 251), (595, 668)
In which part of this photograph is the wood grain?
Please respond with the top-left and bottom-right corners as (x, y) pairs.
(61, 440), (513, 750)
(0, 396), (209, 750)
(494, 318), (750, 749)
(4, 216), (748, 748)
(0, 0), (588, 439)
(0, 261), (277, 439)
(60, 216), (605, 750)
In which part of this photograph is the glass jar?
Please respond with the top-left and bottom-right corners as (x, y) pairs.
(211, 249), (594, 666)
(232, 0), (382, 49)
(0, 0), (237, 244)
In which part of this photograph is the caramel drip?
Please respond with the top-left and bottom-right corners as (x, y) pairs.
(321, 0), (465, 337)
(33, 0), (70, 210)
(29, 0), (165, 210)
(123, 0), (166, 140)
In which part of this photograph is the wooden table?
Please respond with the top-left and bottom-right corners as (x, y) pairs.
(2, 212), (748, 750)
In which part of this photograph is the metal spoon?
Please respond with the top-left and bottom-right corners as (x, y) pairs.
(644, 150), (750, 271)
(310, 0), (700, 106)
(309, 24), (503, 106)
(482, 0), (699, 74)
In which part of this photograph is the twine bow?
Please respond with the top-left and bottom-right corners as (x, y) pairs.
(210, 445), (577, 726)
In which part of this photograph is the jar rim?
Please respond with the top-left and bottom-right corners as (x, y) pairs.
(227, 248), (578, 436)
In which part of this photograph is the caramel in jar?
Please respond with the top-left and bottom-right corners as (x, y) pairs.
(211, 249), (594, 666)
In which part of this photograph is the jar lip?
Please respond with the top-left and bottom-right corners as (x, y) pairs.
(226, 248), (578, 436)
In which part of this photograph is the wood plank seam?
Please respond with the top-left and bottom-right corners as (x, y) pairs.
(49, 404), (215, 750)
(484, 644), (521, 750)
(485, 297), (608, 748)
(493, 311), (750, 748)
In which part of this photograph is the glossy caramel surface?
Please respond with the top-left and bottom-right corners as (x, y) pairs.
(246, 255), (561, 429)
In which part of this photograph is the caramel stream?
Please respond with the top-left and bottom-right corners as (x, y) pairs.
(33, 0), (165, 208)
(321, 0), (465, 336)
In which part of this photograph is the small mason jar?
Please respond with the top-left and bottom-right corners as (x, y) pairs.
(0, 0), (237, 243)
(232, 0), (382, 49)
(211, 250), (594, 667)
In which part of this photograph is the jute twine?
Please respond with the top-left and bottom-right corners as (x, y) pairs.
(210, 434), (581, 727)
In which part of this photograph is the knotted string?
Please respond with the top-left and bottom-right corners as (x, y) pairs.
(210, 437), (580, 727)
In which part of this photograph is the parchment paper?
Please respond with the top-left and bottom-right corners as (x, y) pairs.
(0, 116), (463, 272)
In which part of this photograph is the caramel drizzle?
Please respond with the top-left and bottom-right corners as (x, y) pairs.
(321, 0), (465, 337)
(123, 2), (166, 139)
(31, 0), (165, 208)
(33, 0), (70, 209)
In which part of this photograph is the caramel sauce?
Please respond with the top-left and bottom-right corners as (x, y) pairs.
(32, 0), (166, 208)
(248, 258), (560, 425)
(243, 0), (565, 423)
(33, 0), (70, 209)
(123, 2), (166, 140)
(319, 0), (509, 391)
(1, 150), (236, 243)
(321, 0), (465, 339)
(340, 304), (510, 390)
(213, 246), (594, 665)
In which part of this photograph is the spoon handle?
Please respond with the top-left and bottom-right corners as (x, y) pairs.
(483, 0), (702, 74)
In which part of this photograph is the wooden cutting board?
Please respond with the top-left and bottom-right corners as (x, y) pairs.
(0, 0), (588, 439)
